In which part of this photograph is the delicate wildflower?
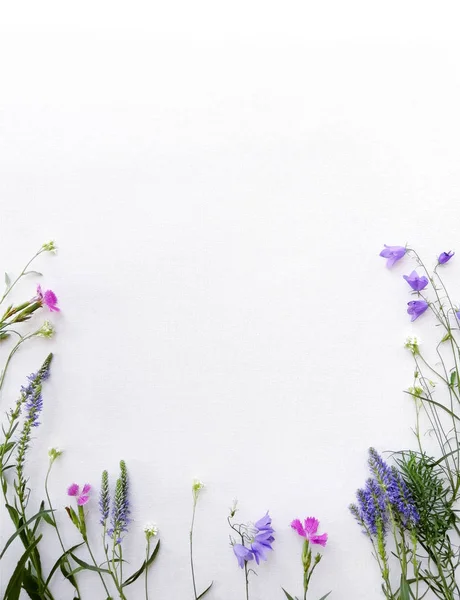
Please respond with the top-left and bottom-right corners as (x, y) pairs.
(254, 511), (274, 533)
(42, 241), (57, 252)
(291, 517), (328, 546)
(379, 245), (406, 267)
(233, 543), (254, 568)
(438, 251), (455, 264)
(23, 368), (50, 427)
(36, 284), (60, 312)
(355, 478), (387, 536)
(67, 483), (91, 506)
(251, 529), (275, 564)
(37, 320), (55, 338)
(48, 447), (63, 462)
(388, 466), (419, 527)
(192, 478), (204, 502)
(407, 300), (428, 321)
(109, 460), (130, 543)
(99, 470), (110, 526)
(403, 270), (428, 291)
(144, 522), (159, 540)
(404, 336), (421, 354)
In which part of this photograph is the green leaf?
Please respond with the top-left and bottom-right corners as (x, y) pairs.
(403, 391), (460, 421)
(69, 553), (111, 575)
(318, 593), (332, 600)
(0, 507), (53, 559)
(45, 543), (83, 587)
(21, 568), (41, 600)
(282, 588), (297, 600)
(451, 371), (458, 388)
(23, 270), (42, 277)
(441, 332), (452, 343)
(400, 575), (410, 600)
(4, 534), (42, 600)
(4, 272), (10, 289)
(197, 581), (213, 599)
(122, 540), (161, 587)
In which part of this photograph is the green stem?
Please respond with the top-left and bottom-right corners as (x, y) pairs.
(0, 248), (45, 305)
(190, 499), (198, 599)
(45, 463), (82, 599)
(145, 539), (150, 600)
(83, 535), (111, 597)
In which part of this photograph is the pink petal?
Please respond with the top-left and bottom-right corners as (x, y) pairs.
(77, 495), (89, 506)
(67, 483), (79, 497)
(311, 533), (328, 547)
(303, 517), (319, 537)
(36, 284), (43, 300)
(81, 483), (91, 495)
(43, 290), (60, 311)
(290, 518), (306, 537)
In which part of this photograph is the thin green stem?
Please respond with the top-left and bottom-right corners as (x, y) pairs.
(0, 248), (45, 305)
(84, 535), (111, 597)
(145, 539), (150, 600)
(45, 462), (82, 599)
(190, 499), (198, 599)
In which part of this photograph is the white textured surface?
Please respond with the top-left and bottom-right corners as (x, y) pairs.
(1, 2), (460, 598)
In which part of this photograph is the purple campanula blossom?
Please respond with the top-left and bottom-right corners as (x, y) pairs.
(407, 300), (428, 321)
(403, 270), (429, 291)
(438, 251), (455, 264)
(254, 512), (274, 533)
(251, 530), (275, 564)
(233, 543), (254, 568)
(379, 245), (406, 268)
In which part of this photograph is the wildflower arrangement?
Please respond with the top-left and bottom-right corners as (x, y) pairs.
(350, 244), (460, 600)
(0, 243), (330, 599)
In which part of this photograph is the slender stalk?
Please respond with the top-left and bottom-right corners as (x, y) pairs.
(45, 462), (82, 599)
(145, 539), (150, 600)
(190, 499), (198, 599)
(83, 535), (111, 597)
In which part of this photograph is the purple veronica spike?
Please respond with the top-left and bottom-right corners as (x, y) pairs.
(355, 478), (387, 536)
(379, 245), (406, 268)
(22, 368), (49, 427)
(403, 271), (429, 292)
(233, 543), (254, 568)
(407, 300), (428, 321)
(438, 251), (454, 264)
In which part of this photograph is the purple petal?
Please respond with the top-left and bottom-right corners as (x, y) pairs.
(290, 518), (306, 537)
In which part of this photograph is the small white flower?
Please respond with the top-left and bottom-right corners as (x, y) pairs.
(404, 336), (421, 354)
(37, 320), (55, 338)
(42, 241), (57, 253)
(48, 447), (63, 462)
(144, 522), (159, 539)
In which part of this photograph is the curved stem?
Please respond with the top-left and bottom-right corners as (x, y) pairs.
(84, 536), (111, 597)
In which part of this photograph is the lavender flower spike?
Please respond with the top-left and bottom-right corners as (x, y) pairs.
(438, 251), (455, 264)
(379, 245), (406, 268)
(403, 271), (429, 291)
(407, 300), (429, 322)
(99, 470), (110, 526)
(109, 460), (130, 543)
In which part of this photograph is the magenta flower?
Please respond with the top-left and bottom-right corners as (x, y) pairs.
(379, 245), (406, 268)
(291, 517), (328, 547)
(233, 543), (254, 568)
(67, 483), (91, 506)
(438, 251), (455, 264)
(37, 285), (60, 312)
(403, 271), (429, 291)
(407, 300), (429, 322)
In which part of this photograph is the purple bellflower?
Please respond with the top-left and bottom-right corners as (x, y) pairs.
(407, 300), (428, 321)
(403, 270), (428, 291)
(438, 251), (455, 264)
(380, 245), (406, 268)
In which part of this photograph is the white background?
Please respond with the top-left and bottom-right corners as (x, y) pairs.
(1, 1), (460, 598)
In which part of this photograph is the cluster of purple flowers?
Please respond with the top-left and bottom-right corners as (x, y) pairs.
(379, 245), (455, 322)
(21, 355), (52, 427)
(107, 460), (130, 544)
(350, 448), (419, 538)
(232, 512), (275, 568)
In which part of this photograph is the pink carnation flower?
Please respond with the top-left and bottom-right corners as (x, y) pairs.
(67, 483), (91, 506)
(290, 517), (328, 547)
(36, 284), (60, 312)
